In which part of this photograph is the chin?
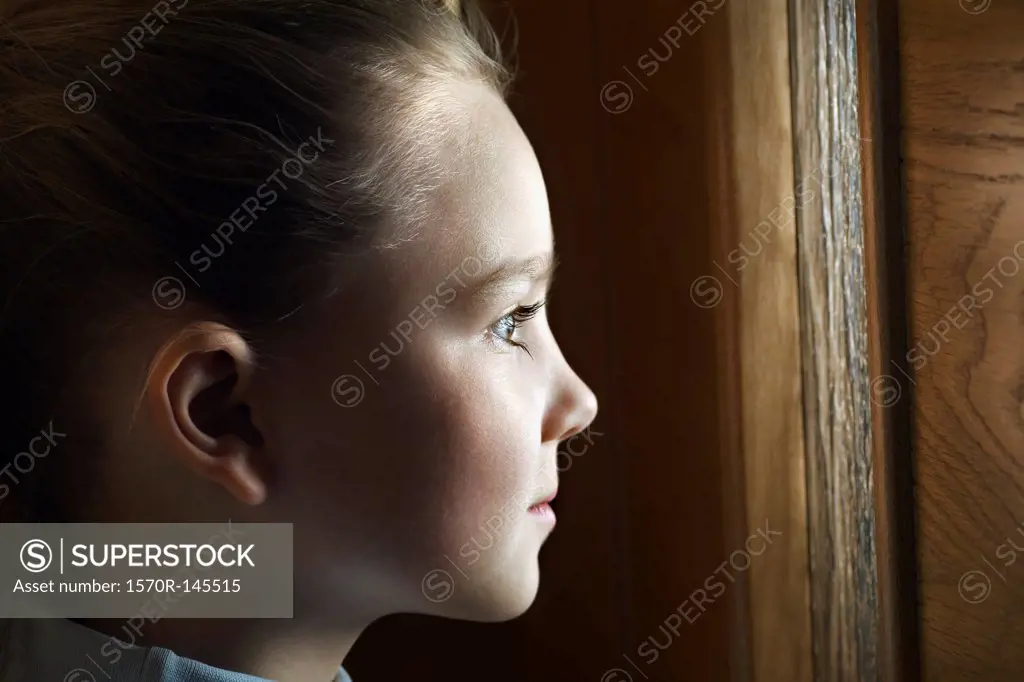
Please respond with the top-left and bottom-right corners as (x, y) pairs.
(431, 555), (542, 622)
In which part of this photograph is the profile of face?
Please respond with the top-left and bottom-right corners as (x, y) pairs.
(94, 81), (597, 625)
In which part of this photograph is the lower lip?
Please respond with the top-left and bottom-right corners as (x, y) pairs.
(528, 502), (556, 524)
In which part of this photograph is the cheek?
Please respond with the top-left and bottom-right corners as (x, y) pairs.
(402, 362), (539, 545)
(274, 328), (546, 585)
(361, 348), (543, 558)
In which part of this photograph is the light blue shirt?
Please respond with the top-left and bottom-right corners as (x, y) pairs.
(1, 618), (352, 682)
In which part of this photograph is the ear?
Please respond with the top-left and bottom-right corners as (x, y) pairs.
(144, 321), (267, 506)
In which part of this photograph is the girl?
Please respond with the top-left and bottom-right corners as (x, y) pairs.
(0, 0), (599, 679)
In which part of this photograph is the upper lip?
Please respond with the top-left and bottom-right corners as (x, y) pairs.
(531, 489), (557, 506)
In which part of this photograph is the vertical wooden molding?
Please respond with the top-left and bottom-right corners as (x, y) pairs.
(789, 0), (887, 680)
(711, 1), (814, 681)
(855, 0), (920, 681)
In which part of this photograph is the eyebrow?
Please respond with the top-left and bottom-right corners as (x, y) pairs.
(467, 252), (559, 302)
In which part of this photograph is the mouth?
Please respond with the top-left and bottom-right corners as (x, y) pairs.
(527, 489), (557, 520)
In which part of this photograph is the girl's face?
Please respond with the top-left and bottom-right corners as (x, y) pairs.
(244, 82), (598, 621)
(97, 81), (596, 625)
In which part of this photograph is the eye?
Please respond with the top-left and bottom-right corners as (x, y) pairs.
(489, 299), (546, 357)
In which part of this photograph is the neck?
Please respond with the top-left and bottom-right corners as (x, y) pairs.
(73, 613), (367, 682)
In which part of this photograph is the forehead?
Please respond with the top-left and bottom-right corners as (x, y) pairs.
(389, 82), (553, 282)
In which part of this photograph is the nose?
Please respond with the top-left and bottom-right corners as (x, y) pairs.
(541, 367), (599, 445)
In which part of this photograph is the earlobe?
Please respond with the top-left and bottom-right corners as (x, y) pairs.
(145, 322), (267, 506)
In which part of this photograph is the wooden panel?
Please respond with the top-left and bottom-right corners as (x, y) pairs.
(900, 0), (1024, 680)
(707, 2), (813, 681)
(583, 2), (748, 680)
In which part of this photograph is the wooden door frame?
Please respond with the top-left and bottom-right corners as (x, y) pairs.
(716, 0), (920, 680)
(790, 0), (919, 680)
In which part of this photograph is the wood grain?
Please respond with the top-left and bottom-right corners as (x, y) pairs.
(900, 0), (1024, 680)
(790, 0), (883, 680)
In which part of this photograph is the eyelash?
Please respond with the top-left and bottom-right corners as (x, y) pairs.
(490, 299), (547, 357)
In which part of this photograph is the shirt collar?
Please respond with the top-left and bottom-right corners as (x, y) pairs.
(4, 618), (351, 682)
